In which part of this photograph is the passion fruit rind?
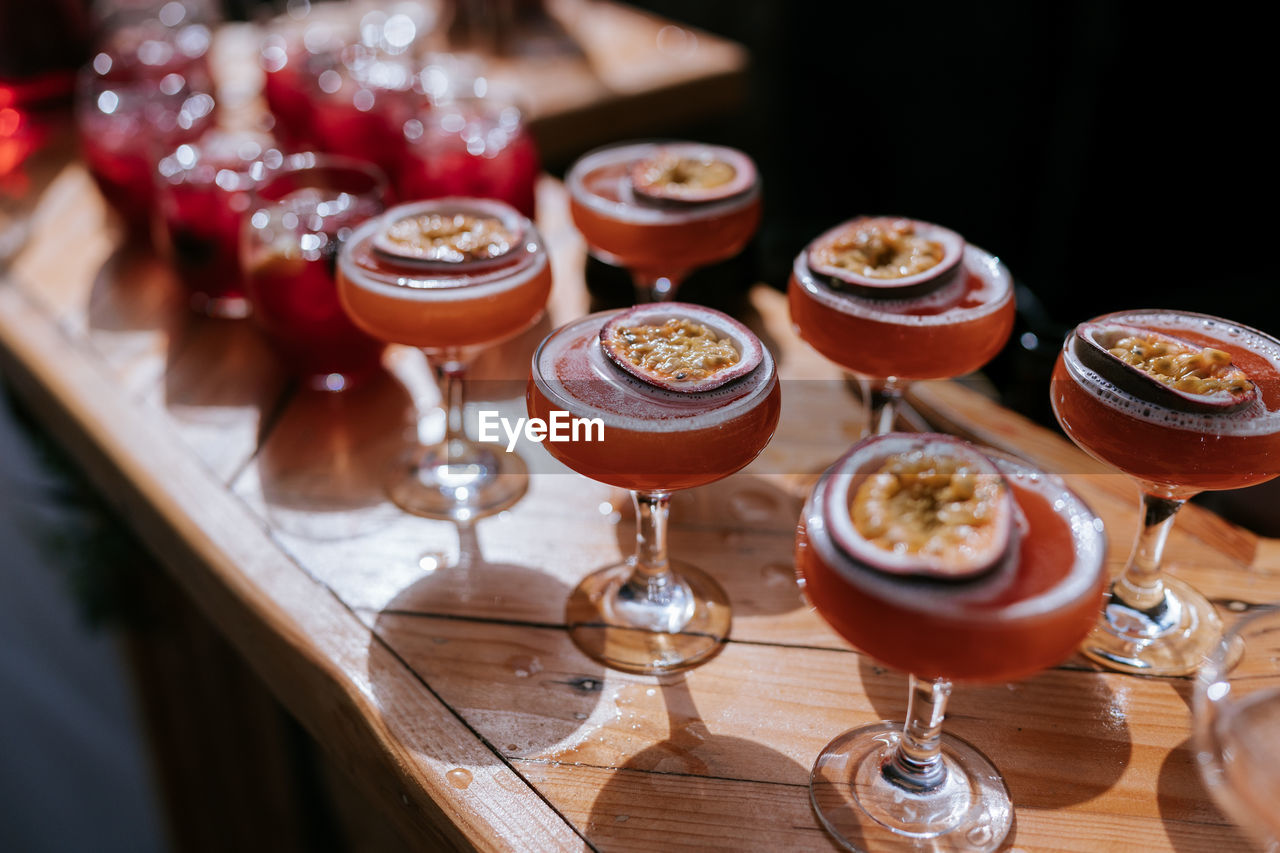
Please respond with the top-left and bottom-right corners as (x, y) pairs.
(629, 145), (756, 206)
(807, 216), (964, 299)
(371, 199), (525, 269)
(1073, 322), (1257, 414)
(824, 433), (1019, 581)
(599, 303), (764, 393)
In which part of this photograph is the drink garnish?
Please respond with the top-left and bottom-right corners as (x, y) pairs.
(629, 145), (756, 205)
(1073, 322), (1257, 413)
(373, 210), (520, 266)
(599, 303), (764, 392)
(827, 434), (1016, 580)
(807, 217), (964, 298)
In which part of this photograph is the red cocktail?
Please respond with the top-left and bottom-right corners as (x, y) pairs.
(242, 153), (388, 389)
(399, 94), (540, 219)
(155, 130), (278, 317)
(789, 216), (1015, 434)
(1052, 309), (1280, 675)
(528, 303), (781, 673)
(337, 197), (552, 520)
(796, 432), (1105, 850)
(566, 140), (761, 301)
(75, 65), (214, 238)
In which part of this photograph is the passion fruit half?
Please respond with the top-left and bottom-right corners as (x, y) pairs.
(371, 199), (524, 271)
(807, 216), (964, 299)
(1073, 322), (1257, 414)
(599, 303), (764, 393)
(628, 144), (756, 206)
(823, 433), (1018, 580)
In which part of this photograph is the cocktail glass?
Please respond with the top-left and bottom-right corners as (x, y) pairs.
(788, 217), (1015, 436)
(337, 196), (552, 520)
(1051, 309), (1280, 675)
(565, 140), (761, 303)
(527, 306), (781, 673)
(1194, 604), (1280, 849)
(155, 129), (280, 317)
(796, 433), (1107, 851)
(242, 152), (388, 390)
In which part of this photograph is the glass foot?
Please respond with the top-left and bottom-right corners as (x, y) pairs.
(388, 438), (528, 522)
(811, 723), (1012, 852)
(566, 561), (730, 675)
(1080, 574), (1228, 676)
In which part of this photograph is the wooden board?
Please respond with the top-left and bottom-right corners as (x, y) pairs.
(4, 133), (1278, 853)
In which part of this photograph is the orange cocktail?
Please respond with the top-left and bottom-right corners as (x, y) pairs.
(1051, 309), (1280, 675)
(528, 304), (780, 674)
(566, 140), (761, 302)
(788, 216), (1015, 434)
(337, 197), (551, 520)
(796, 433), (1105, 851)
(527, 311), (780, 493)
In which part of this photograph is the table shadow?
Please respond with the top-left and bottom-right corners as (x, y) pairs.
(1157, 681), (1252, 851)
(584, 675), (833, 850)
(85, 242), (186, 334)
(369, 521), (607, 758)
(253, 367), (416, 540)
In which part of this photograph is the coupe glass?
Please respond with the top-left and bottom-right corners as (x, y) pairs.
(787, 219), (1015, 436)
(1195, 604), (1280, 850)
(796, 435), (1107, 851)
(242, 152), (389, 390)
(565, 140), (761, 303)
(527, 307), (781, 673)
(1051, 309), (1280, 676)
(337, 196), (551, 521)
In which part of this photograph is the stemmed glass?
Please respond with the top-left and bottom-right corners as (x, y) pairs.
(337, 196), (552, 521)
(1051, 309), (1280, 675)
(1195, 604), (1280, 850)
(565, 140), (761, 303)
(787, 217), (1015, 436)
(527, 304), (781, 673)
(796, 433), (1107, 850)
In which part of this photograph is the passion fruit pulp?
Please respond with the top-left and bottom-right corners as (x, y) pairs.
(371, 200), (524, 270)
(825, 433), (1018, 580)
(1073, 321), (1257, 413)
(807, 216), (964, 299)
(599, 303), (764, 393)
(629, 145), (756, 205)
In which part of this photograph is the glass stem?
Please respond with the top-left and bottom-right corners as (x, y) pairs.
(626, 490), (676, 605)
(884, 675), (952, 792)
(631, 271), (685, 302)
(426, 349), (471, 463)
(1112, 493), (1184, 611)
(861, 377), (903, 436)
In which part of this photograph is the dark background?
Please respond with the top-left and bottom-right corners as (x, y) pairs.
(616, 1), (1277, 430)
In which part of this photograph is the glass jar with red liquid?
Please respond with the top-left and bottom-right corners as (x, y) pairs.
(242, 152), (389, 390)
(155, 130), (281, 317)
(399, 86), (540, 218)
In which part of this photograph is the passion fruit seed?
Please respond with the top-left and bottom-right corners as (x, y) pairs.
(1107, 333), (1254, 397)
(812, 218), (945, 280)
(852, 451), (1006, 563)
(606, 318), (740, 382)
(381, 213), (515, 263)
(635, 153), (736, 192)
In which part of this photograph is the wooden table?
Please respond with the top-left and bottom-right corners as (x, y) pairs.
(3, 156), (1277, 850)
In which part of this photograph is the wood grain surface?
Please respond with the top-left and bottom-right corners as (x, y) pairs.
(2, 19), (1277, 850)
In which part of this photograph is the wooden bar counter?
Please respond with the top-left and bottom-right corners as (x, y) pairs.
(4, 48), (1278, 846)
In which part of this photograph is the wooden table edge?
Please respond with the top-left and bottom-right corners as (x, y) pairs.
(0, 281), (590, 853)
